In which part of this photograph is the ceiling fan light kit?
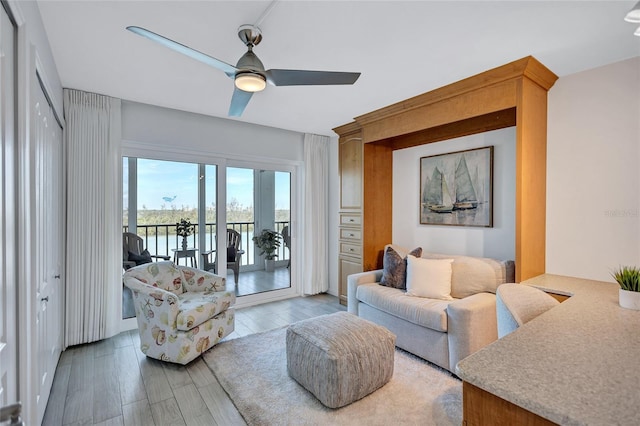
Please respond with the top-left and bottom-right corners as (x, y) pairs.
(126, 23), (360, 116)
(235, 73), (266, 92)
(624, 1), (640, 22)
(624, 1), (640, 36)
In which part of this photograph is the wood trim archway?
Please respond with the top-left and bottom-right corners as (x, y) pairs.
(334, 56), (558, 282)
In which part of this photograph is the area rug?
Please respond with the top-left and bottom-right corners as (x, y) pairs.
(203, 327), (463, 426)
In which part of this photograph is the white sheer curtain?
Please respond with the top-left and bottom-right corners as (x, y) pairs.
(64, 89), (121, 347)
(302, 134), (329, 295)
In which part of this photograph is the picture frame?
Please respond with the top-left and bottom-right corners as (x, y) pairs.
(420, 146), (493, 227)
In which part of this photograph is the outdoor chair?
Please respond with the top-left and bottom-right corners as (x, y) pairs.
(201, 229), (245, 284)
(281, 225), (291, 268)
(123, 232), (170, 270)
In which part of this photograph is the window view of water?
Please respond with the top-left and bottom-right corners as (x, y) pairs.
(122, 157), (291, 282)
(141, 230), (261, 266)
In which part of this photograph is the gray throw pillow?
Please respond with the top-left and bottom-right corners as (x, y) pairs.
(128, 249), (152, 266)
(379, 246), (423, 289)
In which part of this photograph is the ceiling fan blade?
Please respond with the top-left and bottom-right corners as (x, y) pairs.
(265, 69), (361, 86)
(127, 26), (238, 77)
(229, 87), (254, 117)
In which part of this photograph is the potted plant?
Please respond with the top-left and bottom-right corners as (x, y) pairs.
(176, 218), (194, 250)
(252, 229), (281, 272)
(612, 265), (640, 310)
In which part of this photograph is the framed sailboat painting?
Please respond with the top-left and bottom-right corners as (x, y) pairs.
(420, 146), (493, 227)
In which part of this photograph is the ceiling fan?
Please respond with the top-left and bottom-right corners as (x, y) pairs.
(127, 25), (361, 117)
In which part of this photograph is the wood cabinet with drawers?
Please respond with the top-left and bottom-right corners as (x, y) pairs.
(335, 124), (363, 305)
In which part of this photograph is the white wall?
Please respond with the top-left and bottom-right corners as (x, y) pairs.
(392, 128), (516, 261)
(547, 57), (640, 282)
(122, 101), (304, 161)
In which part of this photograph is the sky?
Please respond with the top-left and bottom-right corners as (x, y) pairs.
(123, 158), (290, 211)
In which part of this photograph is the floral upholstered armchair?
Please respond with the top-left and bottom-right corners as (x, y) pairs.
(123, 261), (235, 364)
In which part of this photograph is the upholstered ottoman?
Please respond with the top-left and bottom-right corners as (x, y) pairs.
(286, 311), (396, 408)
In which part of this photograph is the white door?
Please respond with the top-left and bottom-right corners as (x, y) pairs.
(0, 3), (18, 414)
(33, 77), (64, 423)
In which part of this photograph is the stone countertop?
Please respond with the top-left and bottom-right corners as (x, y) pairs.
(455, 274), (640, 426)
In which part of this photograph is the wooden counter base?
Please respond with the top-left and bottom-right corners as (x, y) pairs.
(462, 382), (557, 426)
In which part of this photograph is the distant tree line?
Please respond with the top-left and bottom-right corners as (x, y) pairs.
(123, 198), (290, 236)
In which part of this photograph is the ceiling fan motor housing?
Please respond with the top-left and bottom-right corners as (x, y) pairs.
(238, 24), (262, 47)
(236, 50), (265, 73)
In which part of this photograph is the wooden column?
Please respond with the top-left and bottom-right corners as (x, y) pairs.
(515, 76), (549, 281)
(362, 141), (393, 271)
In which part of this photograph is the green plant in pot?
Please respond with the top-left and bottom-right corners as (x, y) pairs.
(176, 218), (195, 250)
(252, 229), (281, 272)
(612, 265), (640, 310)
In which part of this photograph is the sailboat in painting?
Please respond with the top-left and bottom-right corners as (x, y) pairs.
(453, 155), (478, 210)
(425, 167), (454, 213)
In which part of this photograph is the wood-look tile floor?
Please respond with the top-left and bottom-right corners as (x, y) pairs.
(44, 293), (346, 426)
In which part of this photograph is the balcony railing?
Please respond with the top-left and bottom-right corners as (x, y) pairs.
(123, 221), (290, 267)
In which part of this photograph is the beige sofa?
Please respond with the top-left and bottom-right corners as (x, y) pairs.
(347, 246), (514, 375)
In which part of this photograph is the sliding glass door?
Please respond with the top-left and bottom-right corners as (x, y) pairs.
(226, 167), (291, 296)
(123, 156), (295, 318)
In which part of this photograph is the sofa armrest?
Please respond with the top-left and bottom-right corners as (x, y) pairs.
(123, 276), (181, 327)
(446, 292), (498, 372)
(347, 269), (383, 315)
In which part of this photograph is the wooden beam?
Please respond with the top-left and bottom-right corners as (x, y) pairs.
(355, 56), (557, 143)
(360, 80), (517, 143)
(384, 108), (516, 151)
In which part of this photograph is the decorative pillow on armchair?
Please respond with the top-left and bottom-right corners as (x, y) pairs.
(379, 245), (422, 289)
(227, 246), (237, 262)
(128, 249), (152, 266)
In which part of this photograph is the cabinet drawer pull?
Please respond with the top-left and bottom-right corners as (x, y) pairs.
(349, 218), (354, 222)
(349, 248), (354, 252)
(349, 233), (354, 237)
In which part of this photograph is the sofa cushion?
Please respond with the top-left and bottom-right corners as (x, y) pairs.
(176, 290), (235, 331)
(380, 245), (422, 289)
(356, 283), (451, 332)
(422, 252), (515, 299)
(406, 256), (454, 300)
(125, 261), (184, 294)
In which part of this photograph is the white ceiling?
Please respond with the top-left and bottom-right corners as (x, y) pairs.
(37, 1), (640, 136)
